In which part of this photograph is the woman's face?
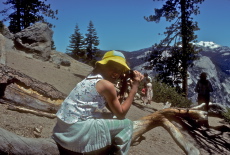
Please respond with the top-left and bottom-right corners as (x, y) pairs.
(105, 62), (125, 83)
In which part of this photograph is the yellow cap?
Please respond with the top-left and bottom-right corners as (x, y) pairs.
(96, 50), (130, 71)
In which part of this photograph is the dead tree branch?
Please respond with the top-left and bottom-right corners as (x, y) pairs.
(0, 107), (207, 155)
(7, 105), (56, 118)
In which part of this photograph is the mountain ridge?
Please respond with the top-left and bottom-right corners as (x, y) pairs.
(120, 41), (230, 107)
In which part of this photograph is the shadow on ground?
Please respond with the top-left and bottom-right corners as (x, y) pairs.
(173, 116), (230, 155)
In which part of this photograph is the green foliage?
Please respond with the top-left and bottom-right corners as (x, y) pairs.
(151, 80), (192, 108)
(84, 20), (100, 62)
(51, 40), (56, 50)
(66, 23), (85, 60)
(0, 0), (58, 33)
(222, 108), (230, 123)
(145, 0), (204, 96)
(66, 21), (101, 66)
(147, 44), (199, 93)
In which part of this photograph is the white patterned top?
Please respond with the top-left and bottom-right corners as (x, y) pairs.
(56, 74), (107, 124)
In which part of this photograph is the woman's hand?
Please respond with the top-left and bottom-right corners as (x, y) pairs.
(97, 70), (144, 119)
(132, 70), (144, 85)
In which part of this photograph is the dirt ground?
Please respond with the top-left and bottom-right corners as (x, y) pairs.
(0, 50), (229, 155)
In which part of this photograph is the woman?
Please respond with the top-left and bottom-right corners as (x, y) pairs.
(195, 72), (213, 111)
(146, 78), (153, 105)
(52, 50), (144, 155)
(141, 83), (147, 105)
(195, 72), (213, 128)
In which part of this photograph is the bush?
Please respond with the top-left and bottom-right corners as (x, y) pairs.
(151, 80), (193, 108)
(222, 108), (230, 123)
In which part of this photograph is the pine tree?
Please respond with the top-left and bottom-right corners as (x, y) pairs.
(66, 23), (85, 60)
(0, 0), (58, 33)
(84, 20), (99, 64)
(145, 0), (204, 97)
(51, 40), (56, 50)
(0, 21), (4, 33)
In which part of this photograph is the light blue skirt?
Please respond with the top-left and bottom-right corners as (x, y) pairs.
(53, 118), (111, 153)
(53, 118), (133, 154)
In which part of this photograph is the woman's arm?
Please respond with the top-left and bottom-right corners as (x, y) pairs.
(96, 71), (143, 119)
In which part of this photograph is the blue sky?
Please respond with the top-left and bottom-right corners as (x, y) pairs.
(1, 0), (230, 52)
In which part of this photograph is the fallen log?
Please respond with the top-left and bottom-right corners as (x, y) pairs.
(7, 105), (56, 119)
(0, 105), (210, 155)
(191, 102), (227, 118)
(0, 64), (65, 113)
(191, 102), (227, 112)
(132, 108), (206, 155)
(0, 127), (59, 155)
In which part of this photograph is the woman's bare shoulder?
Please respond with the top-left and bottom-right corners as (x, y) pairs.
(96, 79), (115, 93)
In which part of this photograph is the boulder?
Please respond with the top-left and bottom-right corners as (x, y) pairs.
(50, 56), (71, 67)
(61, 59), (71, 66)
(1, 25), (14, 40)
(0, 34), (6, 65)
(14, 23), (53, 61)
(0, 33), (15, 65)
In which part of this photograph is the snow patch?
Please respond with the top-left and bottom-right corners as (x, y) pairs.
(222, 53), (230, 56)
(194, 41), (221, 49)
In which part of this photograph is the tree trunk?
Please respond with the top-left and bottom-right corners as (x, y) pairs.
(180, 0), (188, 97)
(0, 64), (66, 113)
(0, 127), (59, 155)
(0, 105), (212, 155)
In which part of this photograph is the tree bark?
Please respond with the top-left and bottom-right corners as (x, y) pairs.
(0, 64), (66, 113)
(7, 105), (56, 118)
(0, 105), (214, 155)
(0, 127), (59, 155)
(0, 61), (226, 155)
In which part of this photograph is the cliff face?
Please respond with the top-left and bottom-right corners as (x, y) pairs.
(188, 56), (230, 107)
(123, 43), (230, 107)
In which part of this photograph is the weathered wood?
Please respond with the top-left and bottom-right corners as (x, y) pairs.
(132, 108), (207, 139)
(0, 64), (66, 99)
(131, 108), (208, 155)
(0, 127), (59, 155)
(161, 118), (199, 155)
(7, 105), (56, 118)
(0, 64), (65, 113)
(0, 107), (209, 155)
(191, 102), (227, 118)
(1, 64), (226, 154)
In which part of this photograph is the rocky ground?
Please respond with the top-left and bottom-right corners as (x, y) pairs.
(0, 50), (229, 155)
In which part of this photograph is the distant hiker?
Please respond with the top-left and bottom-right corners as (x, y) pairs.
(195, 72), (213, 110)
(146, 78), (153, 105)
(141, 83), (147, 105)
(143, 73), (152, 86)
(195, 72), (213, 127)
(141, 78), (153, 105)
(52, 50), (144, 155)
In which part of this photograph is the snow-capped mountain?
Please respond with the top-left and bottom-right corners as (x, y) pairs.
(193, 41), (221, 49)
(123, 41), (230, 107)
